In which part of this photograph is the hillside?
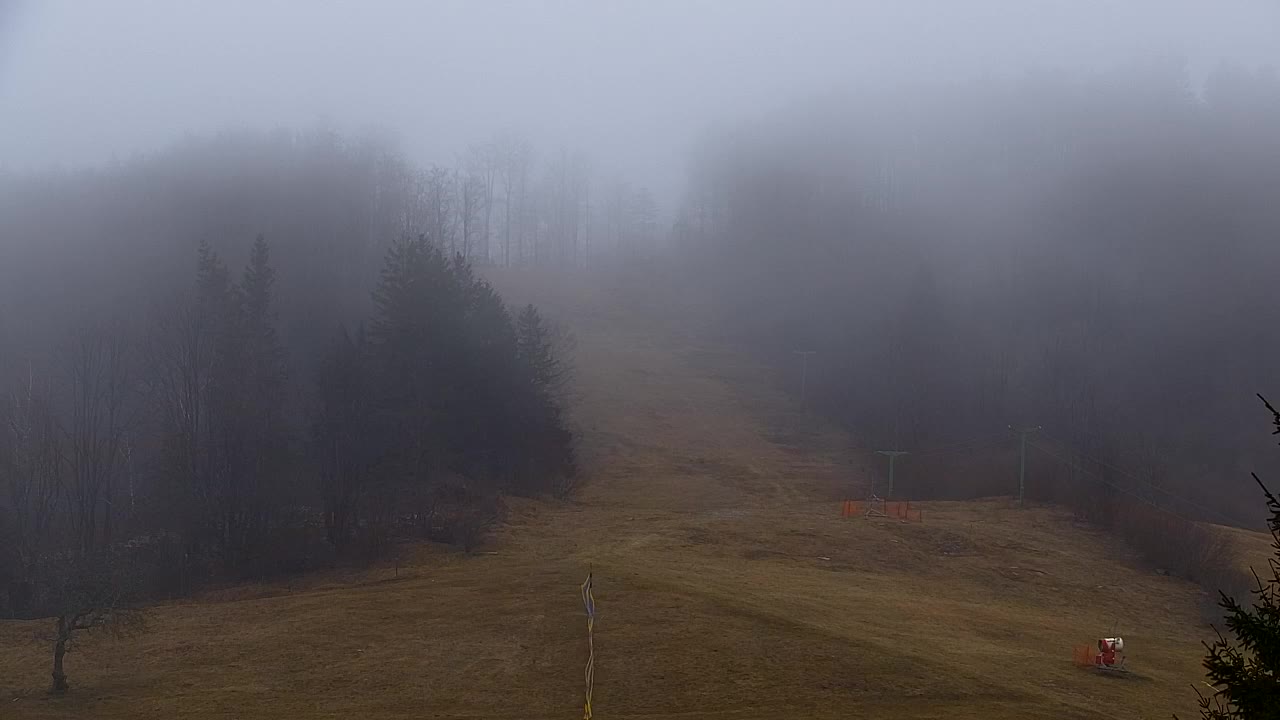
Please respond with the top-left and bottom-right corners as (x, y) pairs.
(0, 267), (1245, 719)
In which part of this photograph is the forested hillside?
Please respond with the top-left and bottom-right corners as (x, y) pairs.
(674, 63), (1280, 525)
(0, 136), (583, 652)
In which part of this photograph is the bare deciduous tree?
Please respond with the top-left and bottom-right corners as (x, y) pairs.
(496, 134), (532, 266)
(63, 325), (134, 552)
(142, 295), (213, 540)
(35, 549), (145, 695)
(2, 369), (64, 616)
(455, 169), (486, 261)
(465, 142), (499, 262)
(424, 165), (456, 252)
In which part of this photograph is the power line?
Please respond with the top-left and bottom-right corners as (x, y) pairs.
(1027, 440), (1167, 512)
(1028, 439), (1249, 527)
(1036, 430), (1248, 527)
(846, 427), (1249, 527)
(911, 433), (1011, 456)
(914, 438), (1008, 457)
(1038, 430), (1163, 489)
(850, 431), (1009, 457)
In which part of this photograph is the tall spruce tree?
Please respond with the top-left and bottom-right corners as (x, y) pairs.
(511, 304), (575, 496)
(230, 236), (289, 562)
(361, 237), (574, 502)
(312, 327), (381, 550)
(515, 304), (567, 394)
(171, 238), (290, 571)
(194, 241), (238, 556)
(1194, 395), (1280, 719)
(368, 235), (459, 482)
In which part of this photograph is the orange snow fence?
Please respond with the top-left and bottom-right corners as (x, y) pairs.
(885, 500), (923, 523)
(841, 499), (922, 522)
(1072, 645), (1095, 667)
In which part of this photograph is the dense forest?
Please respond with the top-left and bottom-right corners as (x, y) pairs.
(674, 61), (1280, 525)
(0, 132), (604, 627)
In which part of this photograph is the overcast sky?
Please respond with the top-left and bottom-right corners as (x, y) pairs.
(2, 0), (1279, 195)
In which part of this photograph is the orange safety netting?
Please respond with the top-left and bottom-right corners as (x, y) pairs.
(840, 499), (923, 522)
(885, 500), (923, 522)
(1072, 645), (1095, 667)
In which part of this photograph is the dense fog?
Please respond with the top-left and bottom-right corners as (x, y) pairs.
(2, 0), (1280, 646)
(677, 63), (1280, 524)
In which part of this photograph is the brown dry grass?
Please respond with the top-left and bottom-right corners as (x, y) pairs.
(0, 266), (1261, 719)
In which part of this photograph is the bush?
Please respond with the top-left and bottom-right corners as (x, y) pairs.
(1103, 497), (1251, 618)
(1120, 502), (1224, 579)
(237, 524), (335, 580)
(552, 470), (581, 500)
(425, 481), (505, 552)
(125, 532), (199, 600)
(1199, 563), (1256, 627)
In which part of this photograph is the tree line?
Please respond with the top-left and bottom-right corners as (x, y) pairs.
(674, 60), (1280, 527)
(0, 128), (660, 366)
(374, 131), (661, 268)
(1, 218), (575, 689)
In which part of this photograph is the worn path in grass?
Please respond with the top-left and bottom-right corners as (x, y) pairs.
(2, 267), (1235, 719)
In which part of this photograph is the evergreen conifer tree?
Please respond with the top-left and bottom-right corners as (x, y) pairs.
(1194, 395), (1280, 719)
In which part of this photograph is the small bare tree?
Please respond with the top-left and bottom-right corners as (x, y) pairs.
(35, 549), (146, 695)
(455, 170), (486, 261)
(496, 134), (532, 266)
(465, 141), (499, 262)
(423, 165), (456, 252)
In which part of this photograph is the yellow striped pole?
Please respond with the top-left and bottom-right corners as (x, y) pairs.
(581, 572), (595, 719)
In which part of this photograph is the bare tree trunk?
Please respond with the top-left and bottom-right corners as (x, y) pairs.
(517, 164), (527, 265)
(50, 616), (70, 694)
(103, 477), (113, 547)
(483, 166), (495, 262)
(65, 328), (132, 554)
(502, 169), (513, 267)
(581, 180), (590, 268)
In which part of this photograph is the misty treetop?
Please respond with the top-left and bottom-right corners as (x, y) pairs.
(0, 128), (657, 368)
